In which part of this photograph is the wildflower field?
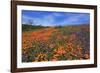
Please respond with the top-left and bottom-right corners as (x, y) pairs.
(22, 24), (90, 62)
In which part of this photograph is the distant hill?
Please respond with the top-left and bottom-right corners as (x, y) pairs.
(22, 24), (89, 32)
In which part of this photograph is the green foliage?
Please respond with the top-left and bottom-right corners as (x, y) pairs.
(22, 24), (47, 32)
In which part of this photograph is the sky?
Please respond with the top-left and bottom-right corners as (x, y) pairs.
(22, 10), (90, 26)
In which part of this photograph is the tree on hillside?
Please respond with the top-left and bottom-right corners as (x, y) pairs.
(28, 19), (34, 25)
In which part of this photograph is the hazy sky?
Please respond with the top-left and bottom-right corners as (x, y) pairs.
(22, 10), (90, 26)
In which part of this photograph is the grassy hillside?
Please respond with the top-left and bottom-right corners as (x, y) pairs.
(22, 24), (90, 62)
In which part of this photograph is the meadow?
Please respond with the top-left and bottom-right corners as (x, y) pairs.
(22, 24), (90, 62)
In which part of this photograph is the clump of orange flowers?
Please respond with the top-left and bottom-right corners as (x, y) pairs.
(22, 40), (33, 49)
(51, 54), (59, 61)
(54, 46), (66, 55)
(51, 46), (66, 61)
(66, 43), (73, 52)
(34, 53), (48, 62)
